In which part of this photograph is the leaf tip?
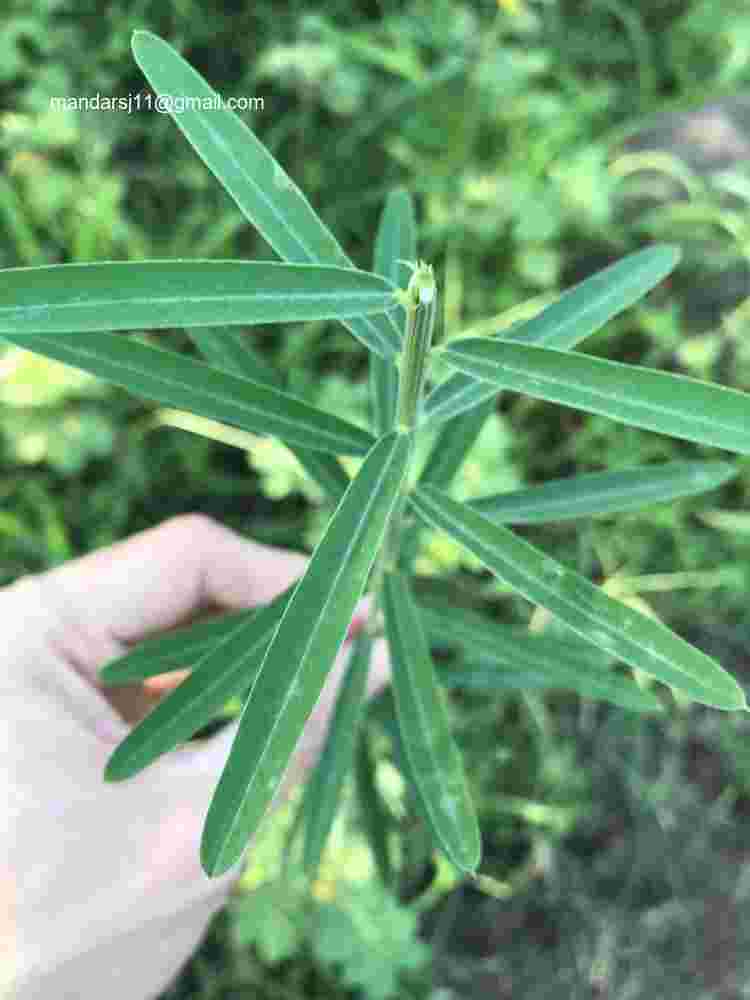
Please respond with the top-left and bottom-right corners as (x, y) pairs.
(131, 28), (166, 65)
(656, 242), (682, 273)
(103, 741), (143, 783)
(131, 28), (154, 50)
(200, 833), (238, 880)
(103, 758), (127, 783)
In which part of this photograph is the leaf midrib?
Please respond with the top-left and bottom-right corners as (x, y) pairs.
(4, 289), (395, 316)
(415, 489), (725, 701)
(175, 103), (402, 354)
(442, 346), (745, 439)
(389, 577), (464, 843)
(16, 336), (369, 449)
(219, 435), (405, 857)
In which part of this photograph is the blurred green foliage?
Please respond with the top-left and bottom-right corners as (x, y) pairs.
(4, 0), (750, 996)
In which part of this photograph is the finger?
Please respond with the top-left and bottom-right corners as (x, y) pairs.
(32, 513), (308, 648)
(121, 598), (379, 732)
(138, 589), (376, 714)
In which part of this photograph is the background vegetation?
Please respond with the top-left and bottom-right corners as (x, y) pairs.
(3, 0), (750, 996)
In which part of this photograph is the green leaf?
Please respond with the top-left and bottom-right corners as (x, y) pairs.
(381, 571), (480, 874)
(291, 450), (351, 506)
(311, 883), (429, 1000)
(419, 397), (497, 491)
(369, 689), (432, 820)
(417, 602), (614, 671)
(302, 632), (374, 878)
(131, 30), (401, 359)
(436, 338), (750, 455)
(423, 244), (682, 426)
(201, 430), (413, 877)
(354, 727), (395, 888)
(418, 604), (662, 714)
(409, 486), (747, 711)
(368, 687), (449, 870)
(0, 261), (396, 334)
(188, 327), (350, 504)
(468, 460), (737, 523)
(99, 606), (255, 684)
(399, 396), (497, 569)
(3, 333), (375, 456)
(188, 327), (282, 386)
(231, 882), (303, 964)
(370, 189), (416, 433)
(374, 188), (417, 293)
(421, 369), (498, 427)
(498, 244), (681, 349)
(438, 658), (664, 714)
(103, 588), (294, 781)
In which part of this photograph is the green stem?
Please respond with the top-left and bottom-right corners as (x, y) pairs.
(397, 265), (437, 431)
(368, 262), (437, 634)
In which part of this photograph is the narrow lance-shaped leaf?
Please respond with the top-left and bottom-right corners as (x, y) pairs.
(436, 338), (750, 456)
(409, 485), (747, 711)
(437, 657), (664, 714)
(291, 451), (351, 507)
(302, 631), (374, 877)
(468, 460), (737, 523)
(354, 725), (395, 888)
(422, 366), (499, 427)
(381, 571), (481, 874)
(188, 328), (350, 504)
(367, 687), (445, 878)
(417, 601), (615, 670)
(201, 430), (413, 877)
(131, 30), (401, 359)
(99, 606), (256, 684)
(0, 261), (396, 335)
(188, 327), (282, 386)
(2, 332), (375, 457)
(423, 244), (681, 426)
(399, 396), (496, 570)
(103, 587), (295, 781)
(417, 603), (663, 714)
(370, 189), (416, 432)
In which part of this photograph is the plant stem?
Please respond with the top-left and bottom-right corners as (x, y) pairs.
(367, 262), (437, 635)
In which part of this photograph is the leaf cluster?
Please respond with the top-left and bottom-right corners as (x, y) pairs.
(2, 31), (749, 883)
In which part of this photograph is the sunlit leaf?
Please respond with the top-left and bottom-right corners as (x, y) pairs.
(188, 327), (350, 504)
(131, 30), (401, 359)
(382, 571), (480, 873)
(370, 188), (416, 432)
(201, 430), (412, 877)
(0, 261), (396, 334)
(436, 338), (750, 455)
(4, 333), (375, 456)
(409, 485), (747, 711)
(468, 461), (737, 523)
(423, 245), (681, 425)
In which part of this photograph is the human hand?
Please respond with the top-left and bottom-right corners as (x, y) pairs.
(2, 514), (390, 1000)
